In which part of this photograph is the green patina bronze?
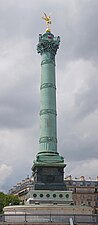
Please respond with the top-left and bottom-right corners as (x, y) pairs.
(32, 30), (66, 190)
(33, 31), (65, 166)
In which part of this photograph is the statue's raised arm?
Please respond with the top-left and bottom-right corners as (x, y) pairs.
(42, 13), (51, 32)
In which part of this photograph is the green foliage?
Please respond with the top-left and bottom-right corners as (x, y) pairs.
(0, 192), (20, 214)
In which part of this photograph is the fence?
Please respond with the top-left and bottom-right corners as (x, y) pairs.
(0, 214), (98, 224)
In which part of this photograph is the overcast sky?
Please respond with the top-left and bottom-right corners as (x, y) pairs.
(0, 0), (98, 193)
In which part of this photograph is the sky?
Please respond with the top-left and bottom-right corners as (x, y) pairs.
(0, 0), (98, 193)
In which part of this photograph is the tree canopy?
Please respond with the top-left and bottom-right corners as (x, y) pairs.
(0, 192), (20, 214)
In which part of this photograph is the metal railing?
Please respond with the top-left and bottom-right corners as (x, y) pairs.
(0, 213), (98, 224)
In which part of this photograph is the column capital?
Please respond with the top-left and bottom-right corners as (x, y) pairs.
(37, 32), (60, 56)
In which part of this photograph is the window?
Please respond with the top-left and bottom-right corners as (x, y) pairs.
(88, 202), (91, 206)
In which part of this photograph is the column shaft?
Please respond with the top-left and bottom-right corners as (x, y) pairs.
(39, 53), (57, 153)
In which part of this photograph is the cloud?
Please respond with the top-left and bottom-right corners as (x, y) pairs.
(57, 59), (98, 164)
(57, 59), (98, 122)
(0, 164), (12, 192)
(0, 38), (39, 129)
(74, 73), (98, 119)
(66, 159), (98, 180)
(0, 0), (98, 192)
(56, 0), (98, 64)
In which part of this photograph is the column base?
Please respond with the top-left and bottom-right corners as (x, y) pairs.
(32, 162), (66, 190)
(34, 151), (65, 164)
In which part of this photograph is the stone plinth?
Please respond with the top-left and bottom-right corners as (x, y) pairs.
(26, 190), (73, 204)
(3, 204), (93, 224)
(4, 204), (93, 215)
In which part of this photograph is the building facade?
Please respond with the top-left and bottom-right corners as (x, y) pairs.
(65, 176), (98, 211)
(8, 175), (98, 212)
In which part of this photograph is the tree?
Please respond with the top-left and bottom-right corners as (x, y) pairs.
(0, 192), (20, 214)
(0, 192), (5, 214)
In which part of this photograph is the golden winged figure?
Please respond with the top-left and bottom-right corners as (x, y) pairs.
(42, 13), (51, 32)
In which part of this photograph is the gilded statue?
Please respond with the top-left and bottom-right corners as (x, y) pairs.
(42, 13), (51, 32)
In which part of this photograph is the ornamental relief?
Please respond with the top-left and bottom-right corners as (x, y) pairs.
(37, 41), (59, 55)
